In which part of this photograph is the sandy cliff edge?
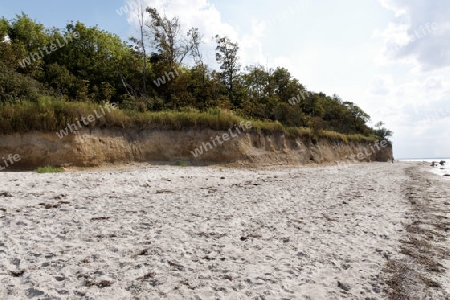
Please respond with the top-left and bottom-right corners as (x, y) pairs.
(0, 128), (392, 169)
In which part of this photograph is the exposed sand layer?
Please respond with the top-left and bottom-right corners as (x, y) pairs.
(0, 129), (392, 169)
(0, 162), (448, 299)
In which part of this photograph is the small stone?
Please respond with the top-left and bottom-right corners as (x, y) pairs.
(338, 281), (351, 291)
(9, 270), (24, 277)
(27, 288), (44, 297)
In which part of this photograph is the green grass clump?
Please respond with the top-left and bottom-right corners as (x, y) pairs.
(284, 127), (312, 139)
(175, 161), (188, 167)
(35, 166), (65, 173)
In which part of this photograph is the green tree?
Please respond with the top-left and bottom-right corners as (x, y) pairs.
(48, 22), (142, 102)
(129, 2), (149, 95)
(215, 35), (241, 107)
(146, 7), (189, 69)
(8, 13), (50, 77)
(373, 121), (393, 140)
(187, 27), (206, 83)
(343, 101), (371, 134)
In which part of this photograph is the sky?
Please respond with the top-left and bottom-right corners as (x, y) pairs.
(1, 0), (449, 159)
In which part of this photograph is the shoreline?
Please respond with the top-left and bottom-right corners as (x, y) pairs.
(382, 163), (450, 298)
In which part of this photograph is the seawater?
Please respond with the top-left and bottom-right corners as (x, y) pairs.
(401, 158), (450, 179)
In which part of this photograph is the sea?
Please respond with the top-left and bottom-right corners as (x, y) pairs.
(400, 158), (450, 180)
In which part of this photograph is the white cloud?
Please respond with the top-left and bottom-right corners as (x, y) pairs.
(123, 0), (265, 69)
(376, 0), (450, 71)
(370, 75), (393, 95)
(423, 77), (442, 90)
(261, 0), (312, 29)
(367, 73), (450, 157)
(371, 1), (450, 157)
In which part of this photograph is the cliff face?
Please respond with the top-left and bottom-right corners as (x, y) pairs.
(0, 128), (392, 169)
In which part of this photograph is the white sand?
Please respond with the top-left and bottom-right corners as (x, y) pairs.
(0, 162), (448, 299)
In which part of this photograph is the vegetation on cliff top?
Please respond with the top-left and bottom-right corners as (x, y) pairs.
(0, 11), (392, 143)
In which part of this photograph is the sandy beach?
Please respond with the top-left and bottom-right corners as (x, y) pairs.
(0, 161), (449, 299)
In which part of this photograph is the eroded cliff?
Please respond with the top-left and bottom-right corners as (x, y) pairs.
(0, 128), (392, 169)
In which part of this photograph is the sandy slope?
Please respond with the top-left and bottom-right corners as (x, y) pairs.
(0, 162), (448, 299)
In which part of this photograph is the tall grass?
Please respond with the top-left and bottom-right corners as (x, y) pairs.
(0, 97), (379, 143)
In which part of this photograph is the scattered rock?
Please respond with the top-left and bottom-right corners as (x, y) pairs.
(85, 280), (113, 288)
(222, 274), (233, 281)
(0, 192), (12, 197)
(56, 290), (69, 295)
(156, 189), (174, 194)
(11, 258), (20, 268)
(39, 203), (60, 209)
(9, 270), (24, 277)
(91, 217), (110, 221)
(371, 283), (381, 293)
(338, 281), (351, 291)
(247, 234), (262, 239)
(168, 260), (184, 271)
(297, 251), (307, 258)
(137, 272), (156, 280)
(95, 234), (117, 239)
(27, 288), (44, 297)
(137, 248), (150, 256)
